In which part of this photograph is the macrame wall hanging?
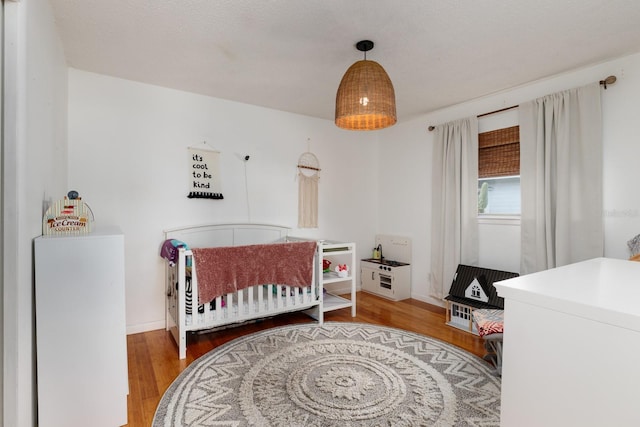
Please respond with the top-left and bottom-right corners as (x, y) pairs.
(297, 140), (320, 228)
(187, 142), (224, 199)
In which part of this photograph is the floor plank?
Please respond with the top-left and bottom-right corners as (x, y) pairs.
(124, 291), (485, 426)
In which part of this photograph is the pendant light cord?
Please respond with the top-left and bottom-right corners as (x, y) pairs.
(244, 158), (251, 222)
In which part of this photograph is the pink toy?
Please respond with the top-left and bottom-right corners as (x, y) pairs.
(335, 264), (349, 278)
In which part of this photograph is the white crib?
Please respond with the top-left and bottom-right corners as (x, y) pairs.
(164, 223), (322, 359)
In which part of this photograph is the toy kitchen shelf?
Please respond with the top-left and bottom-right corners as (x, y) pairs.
(318, 240), (356, 316)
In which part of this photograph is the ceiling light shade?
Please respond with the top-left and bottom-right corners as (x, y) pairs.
(335, 40), (397, 131)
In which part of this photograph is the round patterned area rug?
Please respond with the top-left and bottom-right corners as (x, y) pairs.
(153, 322), (501, 426)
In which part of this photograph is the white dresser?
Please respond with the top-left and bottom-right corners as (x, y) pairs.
(495, 258), (640, 427)
(35, 227), (128, 426)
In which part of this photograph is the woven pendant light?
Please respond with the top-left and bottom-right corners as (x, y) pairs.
(335, 40), (397, 131)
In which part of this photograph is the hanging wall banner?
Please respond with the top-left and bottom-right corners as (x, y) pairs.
(187, 147), (224, 199)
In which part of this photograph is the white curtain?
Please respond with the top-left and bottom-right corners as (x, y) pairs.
(430, 117), (479, 299)
(519, 82), (603, 274)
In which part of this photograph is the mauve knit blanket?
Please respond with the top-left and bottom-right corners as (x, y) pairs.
(191, 241), (317, 305)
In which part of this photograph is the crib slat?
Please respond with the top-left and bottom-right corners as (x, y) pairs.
(258, 286), (264, 314)
(215, 296), (222, 315)
(237, 290), (244, 316)
(248, 288), (254, 315)
(267, 285), (274, 310)
(287, 286), (293, 307)
(226, 293), (233, 320)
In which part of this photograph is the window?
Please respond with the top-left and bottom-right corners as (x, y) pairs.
(478, 125), (520, 215)
(471, 284), (481, 298)
(451, 304), (471, 321)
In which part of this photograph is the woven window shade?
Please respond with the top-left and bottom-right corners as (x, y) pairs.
(479, 125), (520, 178)
(335, 60), (397, 130)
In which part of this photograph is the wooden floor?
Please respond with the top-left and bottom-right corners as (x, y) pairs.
(124, 291), (485, 426)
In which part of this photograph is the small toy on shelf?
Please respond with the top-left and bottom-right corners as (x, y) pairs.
(323, 259), (332, 273)
(335, 264), (349, 278)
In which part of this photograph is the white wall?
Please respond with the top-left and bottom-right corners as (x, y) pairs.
(3, 0), (68, 425)
(67, 69), (379, 333)
(9, 5), (639, 423)
(382, 52), (640, 306)
(67, 52), (640, 328)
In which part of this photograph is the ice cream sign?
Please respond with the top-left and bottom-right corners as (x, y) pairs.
(43, 191), (94, 235)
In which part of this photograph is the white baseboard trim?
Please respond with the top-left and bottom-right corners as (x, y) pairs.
(127, 320), (165, 335)
(410, 293), (445, 308)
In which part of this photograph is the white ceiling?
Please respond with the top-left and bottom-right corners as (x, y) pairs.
(49, 0), (640, 123)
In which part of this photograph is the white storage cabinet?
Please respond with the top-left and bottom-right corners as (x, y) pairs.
(495, 258), (640, 427)
(35, 227), (128, 427)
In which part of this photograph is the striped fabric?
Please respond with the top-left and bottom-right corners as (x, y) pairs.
(473, 309), (504, 337)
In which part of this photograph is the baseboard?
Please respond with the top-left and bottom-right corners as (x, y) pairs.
(127, 320), (165, 335)
(410, 293), (445, 308)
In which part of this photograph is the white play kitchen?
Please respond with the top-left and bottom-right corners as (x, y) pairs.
(360, 235), (412, 301)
